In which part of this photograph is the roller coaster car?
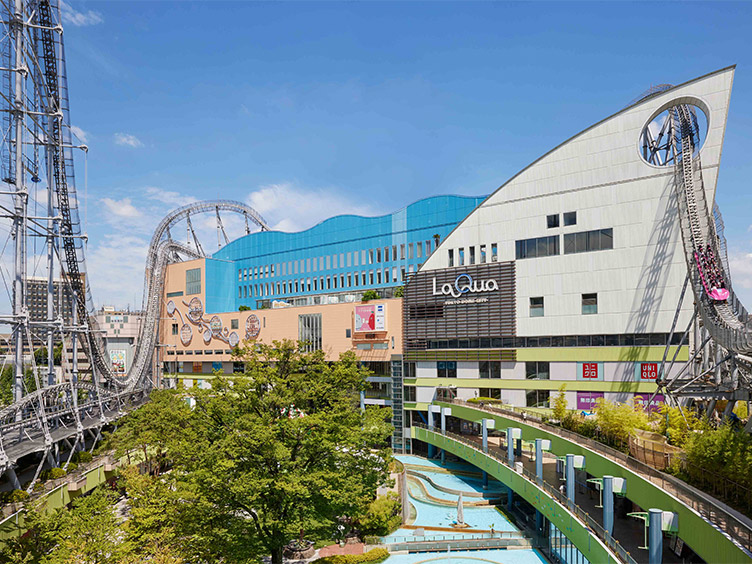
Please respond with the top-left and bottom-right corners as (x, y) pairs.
(709, 287), (730, 301)
(693, 252), (729, 301)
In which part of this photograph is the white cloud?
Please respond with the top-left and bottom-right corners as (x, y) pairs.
(144, 186), (197, 208)
(728, 248), (752, 307)
(113, 133), (143, 148)
(70, 125), (89, 144)
(86, 233), (148, 309)
(60, 1), (104, 27)
(101, 197), (142, 218)
(247, 182), (382, 232)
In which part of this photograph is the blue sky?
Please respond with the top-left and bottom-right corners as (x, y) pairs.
(57, 1), (752, 308)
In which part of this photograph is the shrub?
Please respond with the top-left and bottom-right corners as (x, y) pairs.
(312, 548), (389, 564)
(238, 305), (251, 311)
(65, 462), (78, 474)
(71, 451), (93, 464)
(468, 397), (503, 405)
(357, 493), (401, 537)
(7, 489), (29, 503)
(593, 398), (650, 449)
(40, 467), (66, 482)
(393, 286), (404, 298)
(552, 384), (567, 422)
(361, 290), (379, 302)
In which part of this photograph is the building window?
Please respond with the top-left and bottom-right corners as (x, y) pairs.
(515, 236), (559, 259)
(346, 328), (351, 338)
(376, 248), (381, 263)
(231, 319), (238, 329)
(563, 228), (613, 254)
(171, 323), (178, 336)
(458, 248), (465, 266)
(384, 247), (390, 262)
(469, 246), (476, 265)
(400, 244), (406, 260)
(491, 243), (498, 262)
(298, 313), (322, 352)
(384, 269), (390, 283)
(448, 249), (454, 267)
(547, 214), (560, 228)
(582, 293), (598, 314)
(416, 242), (422, 258)
(530, 297), (544, 317)
(404, 386), (417, 402)
(408, 243), (414, 260)
(479, 388), (501, 400)
(437, 361), (457, 378)
(186, 268), (201, 295)
(525, 361), (550, 380)
(480, 244), (486, 263)
(479, 361), (501, 379)
(564, 211), (577, 226)
(526, 389), (550, 408)
(368, 249), (374, 264)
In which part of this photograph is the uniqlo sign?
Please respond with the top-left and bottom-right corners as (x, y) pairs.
(583, 363), (599, 379)
(640, 363), (658, 380)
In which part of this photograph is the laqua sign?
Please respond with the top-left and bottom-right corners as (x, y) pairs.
(432, 273), (499, 299)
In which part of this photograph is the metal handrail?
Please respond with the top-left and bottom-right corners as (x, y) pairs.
(412, 422), (638, 564)
(442, 398), (752, 553)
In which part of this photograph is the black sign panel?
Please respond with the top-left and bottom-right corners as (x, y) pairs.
(403, 262), (516, 350)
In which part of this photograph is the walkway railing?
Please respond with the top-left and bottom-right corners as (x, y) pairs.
(413, 423), (637, 564)
(441, 398), (752, 554)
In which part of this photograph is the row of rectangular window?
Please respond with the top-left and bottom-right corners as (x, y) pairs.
(530, 293), (597, 316)
(238, 265), (419, 299)
(237, 241), (435, 282)
(447, 243), (498, 267)
(431, 360), (549, 380)
(546, 211), (577, 229)
(515, 227), (613, 260)
(423, 332), (683, 349)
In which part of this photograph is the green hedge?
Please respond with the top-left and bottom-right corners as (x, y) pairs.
(312, 548), (389, 564)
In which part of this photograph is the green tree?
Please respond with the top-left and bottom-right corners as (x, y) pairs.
(109, 389), (191, 475)
(552, 384), (568, 422)
(174, 340), (393, 564)
(393, 287), (404, 298)
(0, 488), (121, 564)
(357, 493), (401, 537)
(361, 290), (379, 302)
(593, 398), (650, 450)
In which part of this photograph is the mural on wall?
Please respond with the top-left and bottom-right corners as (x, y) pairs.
(245, 314), (261, 340)
(167, 297), (241, 347)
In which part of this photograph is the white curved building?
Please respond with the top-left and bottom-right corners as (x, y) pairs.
(401, 67), (736, 419)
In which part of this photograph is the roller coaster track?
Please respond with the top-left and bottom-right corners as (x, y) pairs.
(0, 1), (270, 483)
(672, 105), (752, 354)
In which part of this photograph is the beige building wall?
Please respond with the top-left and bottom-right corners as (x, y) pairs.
(160, 261), (403, 375)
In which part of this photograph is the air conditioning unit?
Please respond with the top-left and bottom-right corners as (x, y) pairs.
(491, 255), (498, 262)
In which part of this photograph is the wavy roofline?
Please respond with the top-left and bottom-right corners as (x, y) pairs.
(427, 65), (737, 259)
(225, 193), (484, 242)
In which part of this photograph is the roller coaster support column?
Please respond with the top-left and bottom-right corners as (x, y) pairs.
(649, 508), (663, 564)
(506, 427), (520, 512)
(566, 454), (575, 507)
(440, 407), (451, 465)
(603, 475), (614, 536)
(481, 418), (493, 488)
(428, 405), (440, 458)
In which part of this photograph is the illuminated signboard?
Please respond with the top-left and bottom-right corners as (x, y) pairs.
(634, 362), (658, 381)
(577, 362), (604, 381)
(634, 393), (664, 413)
(355, 304), (386, 332)
(576, 391), (604, 410)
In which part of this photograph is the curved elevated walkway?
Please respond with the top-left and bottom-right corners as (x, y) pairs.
(424, 399), (752, 564)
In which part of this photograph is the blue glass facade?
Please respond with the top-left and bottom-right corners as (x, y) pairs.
(205, 195), (484, 313)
